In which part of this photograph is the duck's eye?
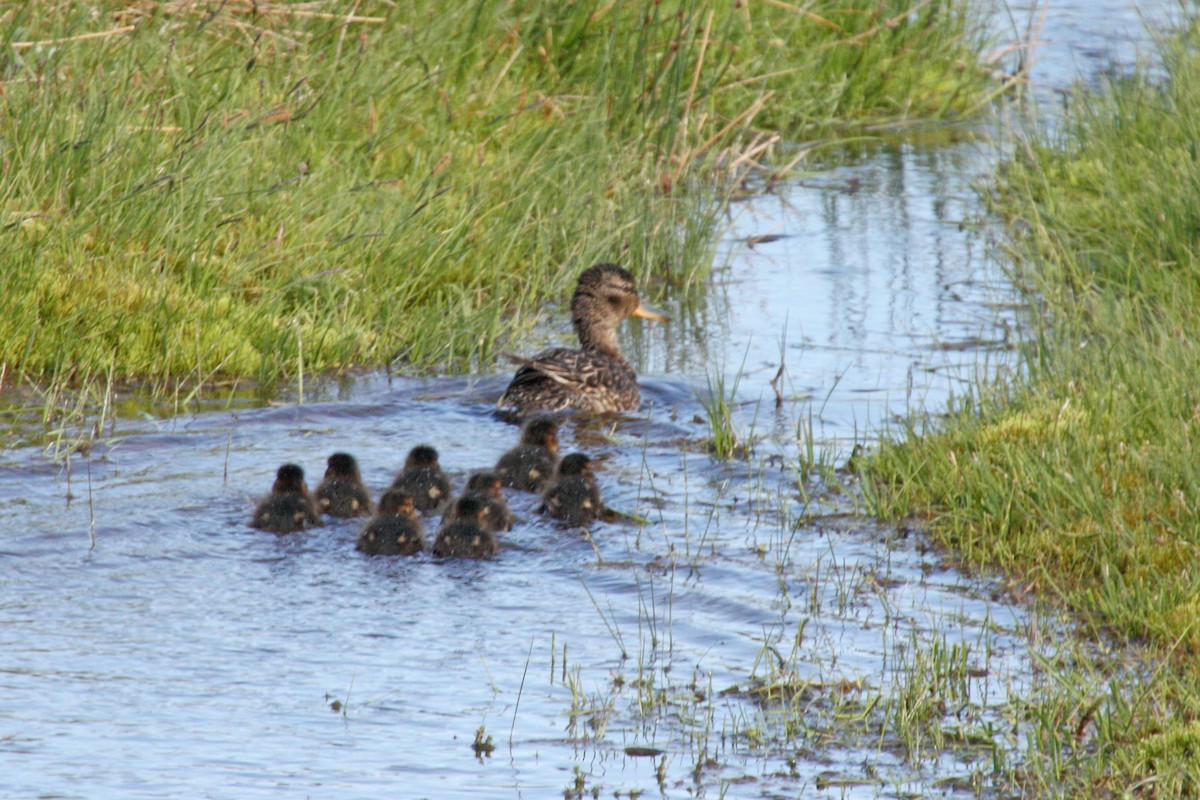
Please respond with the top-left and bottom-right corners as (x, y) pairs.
(607, 295), (622, 308)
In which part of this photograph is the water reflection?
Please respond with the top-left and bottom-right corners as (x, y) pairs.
(1003, 0), (1178, 112)
(640, 134), (1018, 458)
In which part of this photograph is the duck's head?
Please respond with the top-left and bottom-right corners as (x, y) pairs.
(325, 452), (362, 481)
(571, 263), (668, 354)
(379, 488), (415, 517)
(466, 472), (503, 499)
(520, 416), (560, 452)
(405, 444), (441, 470)
(272, 463), (307, 494)
(454, 493), (487, 523)
(557, 452), (594, 478)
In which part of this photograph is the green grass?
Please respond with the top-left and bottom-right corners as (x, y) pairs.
(0, 0), (993, 402)
(699, 362), (757, 458)
(862, 24), (1200, 799)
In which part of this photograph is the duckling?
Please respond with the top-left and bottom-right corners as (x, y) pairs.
(432, 494), (498, 559)
(444, 471), (514, 534)
(250, 463), (323, 533)
(540, 452), (604, 527)
(497, 263), (669, 415)
(495, 416), (560, 493)
(356, 488), (426, 556)
(314, 452), (373, 518)
(391, 444), (452, 513)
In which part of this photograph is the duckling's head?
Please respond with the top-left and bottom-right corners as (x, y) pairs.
(520, 416), (559, 452)
(466, 472), (503, 498)
(558, 452), (593, 478)
(405, 445), (441, 470)
(325, 452), (361, 481)
(571, 263), (668, 355)
(378, 488), (415, 517)
(272, 463), (307, 494)
(454, 493), (487, 523)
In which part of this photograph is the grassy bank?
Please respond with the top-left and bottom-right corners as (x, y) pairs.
(864, 26), (1200, 799)
(0, 0), (992, 401)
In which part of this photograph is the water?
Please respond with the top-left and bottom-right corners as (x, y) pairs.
(2, 381), (1032, 799)
(0, 3), (1175, 798)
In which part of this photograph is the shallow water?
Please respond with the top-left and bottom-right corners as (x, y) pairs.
(0, 3), (1174, 798)
(1, 376), (1034, 799)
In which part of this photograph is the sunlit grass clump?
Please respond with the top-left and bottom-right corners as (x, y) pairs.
(699, 368), (752, 459)
(0, 0), (993, 398)
(863, 23), (1200, 799)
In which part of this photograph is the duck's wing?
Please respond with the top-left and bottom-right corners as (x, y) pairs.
(499, 348), (635, 413)
(498, 348), (586, 410)
(509, 347), (593, 387)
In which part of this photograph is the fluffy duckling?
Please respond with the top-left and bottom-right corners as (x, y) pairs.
(497, 263), (668, 415)
(314, 452), (373, 518)
(444, 471), (514, 534)
(356, 488), (426, 556)
(391, 445), (452, 513)
(540, 453), (603, 527)
(250, 463), (323, 533)
(432, 495), (498, 559)
(495, 416), (560, 493)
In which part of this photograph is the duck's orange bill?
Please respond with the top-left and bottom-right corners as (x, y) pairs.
(632, 301), (670, 322)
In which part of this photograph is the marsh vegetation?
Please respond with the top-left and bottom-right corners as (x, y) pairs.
(1, 0), (990, 401)
(865, 18), (1200, 798)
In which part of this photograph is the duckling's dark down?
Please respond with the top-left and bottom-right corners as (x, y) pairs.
(391, 445), (452, 513)
(540, 452), (604, 528)
(433, 495), (498, 559)
(315, 452), (373, 518)
(357, 488), (426, 556)
(495, 416), (560, 493)
(446, 471), (513, 534)
(250, 463), (323, 534)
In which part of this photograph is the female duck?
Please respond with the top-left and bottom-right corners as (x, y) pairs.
(497, 263), (668, 415)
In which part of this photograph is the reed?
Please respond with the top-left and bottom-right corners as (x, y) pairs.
(699, 369), (742, 459)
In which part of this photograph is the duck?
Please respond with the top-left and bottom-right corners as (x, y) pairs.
(432, 494), (498, 559)
(497, 263), (668, 415)
(391, 445), (452, 513)
(444, 471), (514, 534)
(250, 463), (323, 533)
(494, 416), (560, 493)
(540, 452), (604, 527)
(356, 488), (426, 556)
(314, 452), (373, 518)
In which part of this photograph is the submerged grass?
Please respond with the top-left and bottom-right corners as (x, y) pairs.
(1, 0), (994, 405)
(863, 21), (1200, 799)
